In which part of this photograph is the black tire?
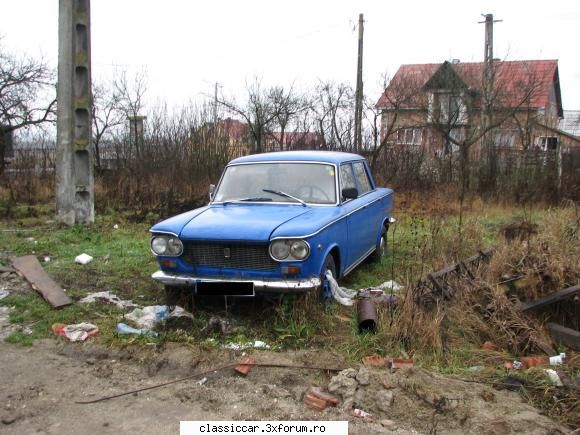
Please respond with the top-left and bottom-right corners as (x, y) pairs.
(370, 226), (387, 262)
(320, 254), (337, 302)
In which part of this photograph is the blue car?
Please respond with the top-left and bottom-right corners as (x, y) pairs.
(150, 151), (394, 303)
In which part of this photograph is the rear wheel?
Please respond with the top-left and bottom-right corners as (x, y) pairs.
(370, 226), (387, 262)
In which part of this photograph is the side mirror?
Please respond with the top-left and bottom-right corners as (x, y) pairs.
(209, 184), (216, 201)
(342, 187), (358, 201)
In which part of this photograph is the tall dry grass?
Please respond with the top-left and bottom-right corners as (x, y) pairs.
(395, 205), (580, 358)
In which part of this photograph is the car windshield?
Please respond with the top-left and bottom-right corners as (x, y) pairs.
(213, 162), (337, 205)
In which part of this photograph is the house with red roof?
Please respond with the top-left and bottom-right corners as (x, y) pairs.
(376, 59), (579, 155)
(211, 118), (324, 156)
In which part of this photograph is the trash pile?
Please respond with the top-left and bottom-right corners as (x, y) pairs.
(325, 271), (401, 334)
(52, 322), (99, 342)
(79, 291), (137, 310)
(326, 271), (402, 308)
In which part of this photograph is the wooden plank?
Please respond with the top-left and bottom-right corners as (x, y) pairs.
(12, 255), (72, 308)
(521, 284), (580, 312)
(547, 323), (580, 350)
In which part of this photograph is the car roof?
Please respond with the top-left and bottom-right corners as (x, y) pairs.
(229, 150), (365, 165)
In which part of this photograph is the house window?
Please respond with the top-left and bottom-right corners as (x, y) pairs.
(396, 128), (423, 145)
(428, 91), (467, 125)
(492, 130), (516, 148)
(442, 127), (464, 154)
(536, 136), (558, 151)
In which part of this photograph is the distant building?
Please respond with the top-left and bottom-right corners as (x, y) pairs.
(558, 110), (580, 138)
(206, 118), (323, 157)
(376, 59), (580, 154)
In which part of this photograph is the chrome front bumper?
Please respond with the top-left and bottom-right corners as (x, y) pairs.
(151, 271), (321, 294)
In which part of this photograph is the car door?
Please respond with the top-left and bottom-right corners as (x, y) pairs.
(340, 161), (381, 270)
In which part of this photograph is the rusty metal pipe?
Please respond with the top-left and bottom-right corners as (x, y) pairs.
(357, 299), (377, 333)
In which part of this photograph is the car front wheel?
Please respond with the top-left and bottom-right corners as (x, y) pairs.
(165, 285), (188, 308)
(320, 254), (337, 302)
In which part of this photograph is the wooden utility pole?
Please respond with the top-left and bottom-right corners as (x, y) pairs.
(354, 13), (364, 153)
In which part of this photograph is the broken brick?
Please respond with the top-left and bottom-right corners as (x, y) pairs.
(481, 341), (499, 351)
(309, 388), (339, 406)
(303, 393), (327, 411)
(234, 357), (256, 376)
(362, 355), (386, 367)
(388, 358), (414, 371)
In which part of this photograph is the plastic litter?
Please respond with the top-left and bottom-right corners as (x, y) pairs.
(225, 340), (271, 350)
(351, 408), (372, 419)
(52, 322), (98, 342)
(377, 280), (403, 292)
(126, 305), (193, 330)
(116, 322), (157, 337)
(74, 253), (93, 265)
(126, 305), (168, 329)
(253, 340), (270, 349)
(549, 353), (566, 365)
(326, 271), (356, 306)
(0, 288), (9, 300)
(79, 291), (137, 309)
(544, 369), (563, 386)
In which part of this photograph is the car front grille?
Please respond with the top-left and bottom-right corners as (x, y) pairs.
(182, 242), (277, 271)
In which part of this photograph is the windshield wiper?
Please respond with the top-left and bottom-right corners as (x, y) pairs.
(262, 189), (307, 207)
(222, 197), (273, 205)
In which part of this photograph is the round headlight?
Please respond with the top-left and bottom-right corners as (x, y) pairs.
(270, 240), (290, 260)
(151, 236), (168, 255)
(290, 240), (309, 260)
(167, 237), (184, 256)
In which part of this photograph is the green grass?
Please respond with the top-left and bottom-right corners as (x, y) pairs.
(0, 202), (556, 350)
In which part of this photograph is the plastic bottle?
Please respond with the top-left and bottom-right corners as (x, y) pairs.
(549, 353), (566, 365)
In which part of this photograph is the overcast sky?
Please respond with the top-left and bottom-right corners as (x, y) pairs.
(2, 0), (579, 112)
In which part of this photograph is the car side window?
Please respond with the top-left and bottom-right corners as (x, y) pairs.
(353, 161), (372, 194)
(340, 163), (356, 194)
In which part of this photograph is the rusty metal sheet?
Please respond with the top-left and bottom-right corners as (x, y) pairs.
(12, 255), (72, 308)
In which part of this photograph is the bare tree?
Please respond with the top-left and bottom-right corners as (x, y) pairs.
(91, 79), (124, 170)
(0, 43), (56, 175)
(114, 69), (148, 158)
(310, 81), (355, 151)
(217, 79), (296, 153)
(267, 85), (306, 150)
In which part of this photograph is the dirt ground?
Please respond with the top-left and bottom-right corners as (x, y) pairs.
(0, 335), (571, 435)
(0, 259), (573, 435)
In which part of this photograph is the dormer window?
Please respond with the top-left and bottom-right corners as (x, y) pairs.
(428, 91), (468, 125)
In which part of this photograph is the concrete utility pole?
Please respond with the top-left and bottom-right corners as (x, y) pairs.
(479, 13), (501, 178)
(56, 0), (94, 225)
(354, 13), (364, 153)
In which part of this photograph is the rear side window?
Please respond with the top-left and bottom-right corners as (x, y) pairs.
(353, 161), (372, 194)
(340, 163), (356, 192)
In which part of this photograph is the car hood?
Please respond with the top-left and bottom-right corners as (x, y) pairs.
(178, 204), (311, 242)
